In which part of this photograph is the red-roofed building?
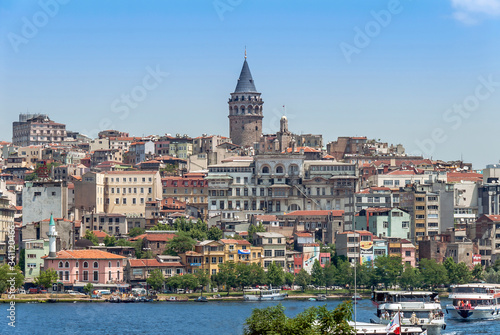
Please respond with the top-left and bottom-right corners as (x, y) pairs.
(43, 249), (126, 287)
(125, 255), (185, 285)
(130, 232), (177, 256)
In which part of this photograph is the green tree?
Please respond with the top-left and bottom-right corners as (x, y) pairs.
(247, 223), (266, 243)
(419, 258), (448, 288)
(455, 262), (473, 284)
(128, 227), (145, 238)
(324, 262), (337, 288)
(472, 264), (484, 281)
(115, 239), (134, 247)
(374, 255), (403, 288)
(0, 264), (24, 295)
(195, 269), (210, 294)
(243, 302), (355, 335)
(146, 269), (165, 291)
(215, 262), (238, 295)
(399, 263), (422, 290)
(207, 226), (223, 241)
(266, 262), (285, 287)
(104, 235), (116, 247)
(311, 259), (325, 287)
(284, 272), (294, 286)
(83, 283), (94, 295)
(164, 232), (196, 255)
(335, 259), (353, 288)
(444, 257), (472, 285)
(179, 273), (199, 291)
(84, 230), (99, 246)
(34, 268), (58, 289)
(18, 248), (25, 274)
(295, 269), (311, 291)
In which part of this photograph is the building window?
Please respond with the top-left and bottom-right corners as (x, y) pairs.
(83, 262), (88, 268)
(219, 257), (223, 263)
(93, 262), (99, 268)
(58, 261), (63, 268)
(264, 250), (272, 257)
(212, 257), (217, 264)
(93, 271), (99, 281)
(64, 271), (69, 281)
(83, 271), (88, 281)
(65, 261), (69, 268)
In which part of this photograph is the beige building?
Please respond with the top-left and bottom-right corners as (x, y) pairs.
(74, 170), (162, 218)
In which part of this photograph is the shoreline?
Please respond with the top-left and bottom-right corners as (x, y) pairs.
(0, 292), (366, 303)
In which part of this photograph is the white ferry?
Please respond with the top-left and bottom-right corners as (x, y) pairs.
(446, 283), (500, 320)
(372, 291), (446, 335)
(243, 287), (287, 301)
(350, 321), (424, 335)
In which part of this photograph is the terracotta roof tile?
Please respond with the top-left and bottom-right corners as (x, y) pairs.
(45, 249), (125, 259)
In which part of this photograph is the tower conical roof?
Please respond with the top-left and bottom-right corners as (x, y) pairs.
(49, 214), (55, 226)
(234, 59), (257, 93)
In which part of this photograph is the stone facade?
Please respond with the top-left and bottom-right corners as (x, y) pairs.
(228, 58), (263, 147)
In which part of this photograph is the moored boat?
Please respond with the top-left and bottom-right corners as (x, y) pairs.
(243, 287), (287, 301)
(350, 321), (423, 335)
(445, 283), (500, 320)
(372, 290), (445, 335)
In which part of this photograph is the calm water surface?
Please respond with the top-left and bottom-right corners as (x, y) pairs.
(0, 298), (497, 334)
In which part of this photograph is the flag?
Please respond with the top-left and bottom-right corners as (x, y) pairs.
(386, 312), (401, 334)
(238, 249), (251, 255)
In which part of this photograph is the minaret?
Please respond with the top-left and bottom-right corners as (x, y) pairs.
(228, 51), (264, 147)
(47, 214), (58, 257)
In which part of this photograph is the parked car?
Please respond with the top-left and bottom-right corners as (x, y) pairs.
(28, 288), (39, 294)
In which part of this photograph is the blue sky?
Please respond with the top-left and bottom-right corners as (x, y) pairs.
(1, 0), (499, 169)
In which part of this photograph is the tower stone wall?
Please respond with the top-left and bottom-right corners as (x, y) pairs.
(228, 58), (263, 147)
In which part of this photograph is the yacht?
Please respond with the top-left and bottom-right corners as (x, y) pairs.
(243, 287), (287, 301)
(446, 283), (500, 320)
(372, 291), (446, 335)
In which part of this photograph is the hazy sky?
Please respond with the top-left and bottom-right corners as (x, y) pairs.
(1, 0), (499, 169)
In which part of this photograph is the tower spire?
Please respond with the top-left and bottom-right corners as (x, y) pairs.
(244, 46), (247, 59)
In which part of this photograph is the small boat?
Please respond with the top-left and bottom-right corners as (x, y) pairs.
(166, 296), (188, 302)
(352, 294), (362, 300)
(316, 294), (327, 301)
(244, 287), (287, 301)
(446, 283), (500, 320)
(309, 297), (317, 301)
(195, 296), (208, 302)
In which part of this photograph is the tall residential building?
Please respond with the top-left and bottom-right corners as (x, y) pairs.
(74, 170), (162, 219)
(12, 114), (67, 147)
(228, 56), (264, 147)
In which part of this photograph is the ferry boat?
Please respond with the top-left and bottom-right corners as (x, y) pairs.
(446, 283), (500, 320)
(243, 287), (287, 301)
(350, 321), (424, 335)
(372, 291), (445, 335)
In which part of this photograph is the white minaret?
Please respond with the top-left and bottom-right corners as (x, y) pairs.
(47, 214), (58, 257)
